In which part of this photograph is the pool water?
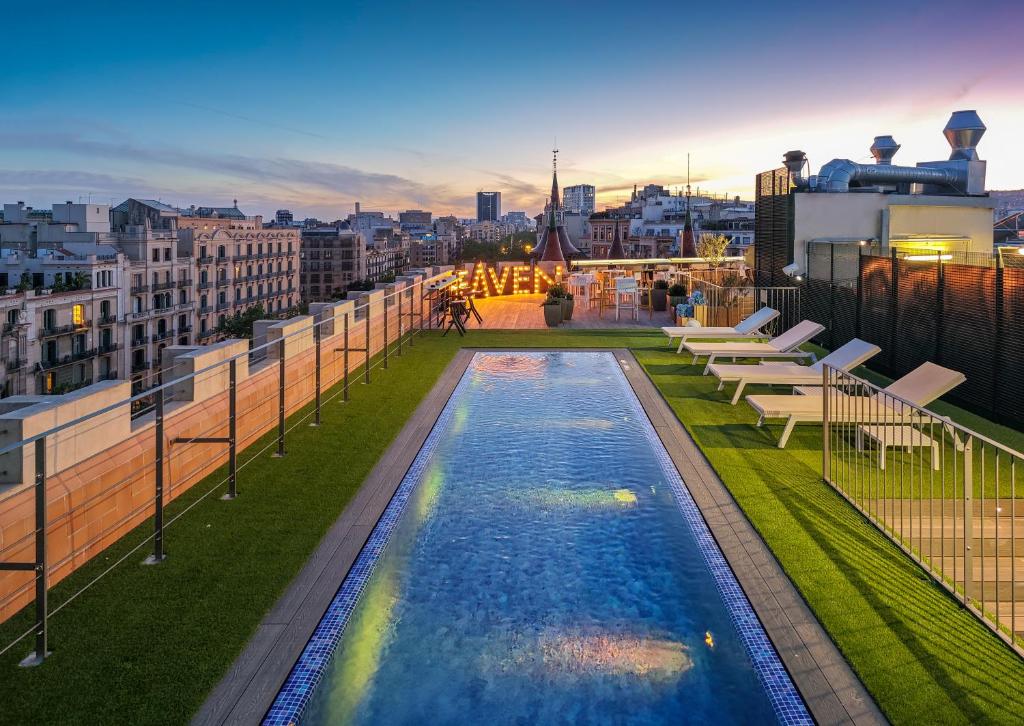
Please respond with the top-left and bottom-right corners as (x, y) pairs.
(268, 352), (810, 725)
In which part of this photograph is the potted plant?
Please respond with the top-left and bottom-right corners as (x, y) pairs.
(541, 293), (562, 327)
(668, 283), (687, 309)
(651, 279), (669, 312)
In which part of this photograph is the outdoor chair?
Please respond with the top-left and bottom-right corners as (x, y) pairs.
(613, 277), (639, 321)
(708, 338), (881, 404)
(744, 361), (966, 448)
(682, 320), (825, 375)
(661, 306), (780, 353)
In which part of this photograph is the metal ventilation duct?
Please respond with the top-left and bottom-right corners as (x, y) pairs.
(870, 136), (900, 165)
(806, 110), (986, 194)
(813, 160), (962, 193)
(943, 110), (985, 160)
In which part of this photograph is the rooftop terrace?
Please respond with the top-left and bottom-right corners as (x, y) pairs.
(0, 266), (1021, 724)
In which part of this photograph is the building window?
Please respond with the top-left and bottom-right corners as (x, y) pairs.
(152, 249), (160, 262)
(72, 304), (85, 326)
(43, 309), (57, 330)
(164, 248), (171, 261)
(218, 245), (226, 259)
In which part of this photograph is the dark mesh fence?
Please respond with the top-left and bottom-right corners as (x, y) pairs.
(801, 250), (1024, 428)
(754, 169), (791, 286)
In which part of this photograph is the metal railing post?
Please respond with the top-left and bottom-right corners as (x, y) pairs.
(963, 434), (974, 605)
(20, 438), (49, 666)
(383, 295), (389, 370)
(145, 387), (166, 564)
(311, 321), (321, 427)
(822, 365), (831, 483)
(364, 303), (370, 384)
(408, 284), (415, 347)
(223, 359), (238, 500)
(397, 287), (403, 356)
(273, 339), (286, 457)
(343, 311), (350, 401)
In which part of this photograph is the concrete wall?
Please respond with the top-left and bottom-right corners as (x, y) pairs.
(0, 270), (445, 624)
(792, 192), (995, 274)
(887, 204), (994, 253)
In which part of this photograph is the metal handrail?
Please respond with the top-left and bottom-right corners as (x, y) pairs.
(0, 282), (424, 459)
(824, 365), (1021, 459)
(822, 363), (1024, 658)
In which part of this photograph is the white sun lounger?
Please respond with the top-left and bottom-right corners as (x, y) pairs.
(745, 361), (966, 448)
(682, 320), (825, 375)
(707, 338), (881, 404)
(661, 307), (779, 353)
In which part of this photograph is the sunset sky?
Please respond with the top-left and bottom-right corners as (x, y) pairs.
(1, 0), (1021, 219)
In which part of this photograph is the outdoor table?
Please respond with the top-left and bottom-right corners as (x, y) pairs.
(568, 273), (596, 305)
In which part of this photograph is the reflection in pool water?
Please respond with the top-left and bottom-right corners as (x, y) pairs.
(277, 352), (809, 725)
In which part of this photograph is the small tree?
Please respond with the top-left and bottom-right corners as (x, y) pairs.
(217, 304), (266, 338)
(696, 232), (730, 271)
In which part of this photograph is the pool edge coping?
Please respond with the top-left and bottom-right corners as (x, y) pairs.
(195, 347), (886, 726)
(617, 349), (886, 726)
(192, 349), (478, 726)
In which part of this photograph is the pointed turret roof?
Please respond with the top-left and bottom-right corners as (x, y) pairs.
(534, 148), (582, 261)
(539, 201), (565, 262)
(681, 207), (697, 257)
(608, 220), (626, 259)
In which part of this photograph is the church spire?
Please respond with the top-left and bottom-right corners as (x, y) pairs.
(608, 220), (626, 259)
(550, 146), (561, 212)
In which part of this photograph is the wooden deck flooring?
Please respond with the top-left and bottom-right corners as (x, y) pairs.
(470, 293), (672, 329)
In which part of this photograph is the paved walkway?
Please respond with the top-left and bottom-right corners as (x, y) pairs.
(471, 293), (672, 329)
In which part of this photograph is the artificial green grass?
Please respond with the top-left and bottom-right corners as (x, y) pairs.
(631, 345), (1024, 725)
(0, 329), (1021, 725)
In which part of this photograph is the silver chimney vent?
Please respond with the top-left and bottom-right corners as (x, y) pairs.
(870, 136), (900, 165)
(943, 110), (985, 161)
(783, 150), (808, 187)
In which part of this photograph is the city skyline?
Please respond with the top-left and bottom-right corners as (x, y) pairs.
(1, 1), (1022, 219)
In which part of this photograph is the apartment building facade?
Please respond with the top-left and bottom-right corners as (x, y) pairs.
(183, 226), (299, 341)
(300, 226), (365, 301)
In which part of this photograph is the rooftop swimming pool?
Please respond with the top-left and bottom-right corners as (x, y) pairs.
(266, 351), (810, 725)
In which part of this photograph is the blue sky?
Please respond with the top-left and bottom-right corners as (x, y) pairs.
(1, 0), (1021, 218)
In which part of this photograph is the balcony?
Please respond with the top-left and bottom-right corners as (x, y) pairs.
(98, 342), (120, 354)
(152, 330), (174, 343)
(199, 281), (214, 290)
(200, 306), (214, 315)
(177, 278), (193, 287)
(99, 314), (119, 326)
(130, 284), (150, 294)
(216, 301), (231, 311)
(131, 337), (147, 348)
(152, 281), (175, 291)
(199, 255), (214, 264)
(131, 360), (150, 373)
(100, 370), (119, 381)
(37, 348), (98, 371)
(6, 358), (26, 372)
(216, 278), (230, 287)
(41, 322), (92, 338)
(178, 324), (193, 333)
(129, 310), (150, 321)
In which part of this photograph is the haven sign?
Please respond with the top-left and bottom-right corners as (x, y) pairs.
(457, 261), (565, 297)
